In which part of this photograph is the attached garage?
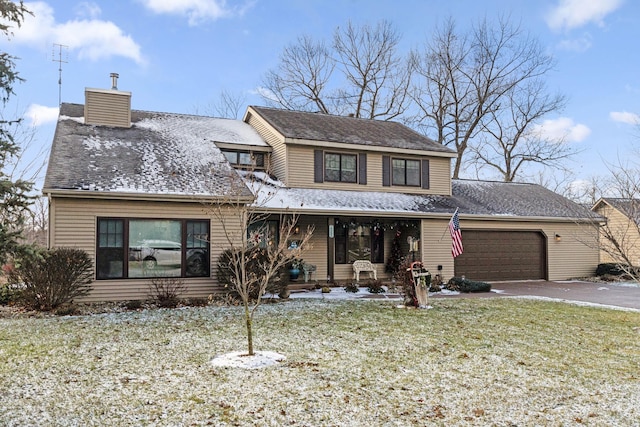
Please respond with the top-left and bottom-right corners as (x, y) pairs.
(454, 230), (547, 281)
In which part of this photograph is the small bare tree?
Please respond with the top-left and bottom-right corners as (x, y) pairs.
(204, 170), (313, 356)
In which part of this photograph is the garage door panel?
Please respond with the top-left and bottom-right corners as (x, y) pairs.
(454, 230), (546, 281)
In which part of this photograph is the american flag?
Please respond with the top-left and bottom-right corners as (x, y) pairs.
(449, 209), (463, 258)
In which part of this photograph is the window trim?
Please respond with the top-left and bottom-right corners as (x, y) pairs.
(220, 149), (266, 170)
(96, 217), (210, 280)
(392, 158), (421, 187)
(324, 152), (358, 183)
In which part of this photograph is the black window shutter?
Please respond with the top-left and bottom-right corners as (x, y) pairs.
(382, 156), (390, 187)
(314, 150), (324, 183)
(359, 153), (367, 185)
(421, 159), (430, 189)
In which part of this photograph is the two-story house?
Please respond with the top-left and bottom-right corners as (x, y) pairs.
(43, 81), (600, 301)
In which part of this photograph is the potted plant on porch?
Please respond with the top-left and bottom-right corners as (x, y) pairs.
(288, 258), (304, 281)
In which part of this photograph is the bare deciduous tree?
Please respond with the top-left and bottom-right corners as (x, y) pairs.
(412, 17), (560, 179)
(593, 158), (640, 275)
(261, 20), (412, 120)
(469, 80), (572, 181)
(204, 170), (313, 356)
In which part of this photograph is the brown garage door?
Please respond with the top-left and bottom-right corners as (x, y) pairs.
(454, 230), (546, 281)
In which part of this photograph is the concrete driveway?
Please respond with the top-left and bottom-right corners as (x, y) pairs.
(436, 280), (640, 311)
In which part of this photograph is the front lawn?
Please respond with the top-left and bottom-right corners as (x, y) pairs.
(1, 298), (639, 425)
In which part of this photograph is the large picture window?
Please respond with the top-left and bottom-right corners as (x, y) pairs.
(96, 218), (210, 280)
(335, 220), (384, 264)
(392, 159), (421, 186)
(325, 153), (357, 183)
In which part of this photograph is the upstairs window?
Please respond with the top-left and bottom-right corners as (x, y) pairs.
(383, 156), (430, 189)
(221, 149), (266, 170)
(324, 153), (357, 183)
(392, 159), (421, 186)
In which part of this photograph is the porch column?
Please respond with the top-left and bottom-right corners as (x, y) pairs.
(327, 217), (335, 283)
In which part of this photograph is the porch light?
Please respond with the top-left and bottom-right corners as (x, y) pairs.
(554, 234), (562, 242)
(294, 225), (300, 235)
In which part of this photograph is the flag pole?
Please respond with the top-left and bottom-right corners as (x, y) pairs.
(439, 208), (459, 241)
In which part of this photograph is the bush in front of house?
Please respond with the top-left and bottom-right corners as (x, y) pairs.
(148, 276), (186, 308)
(367, 279), (386, 294)
(344, 282), (359, 293)
(445, 277), (491, 293)
(216, 247), (287, 300)
(7, 247), (93, 311)
(0, 283), (18, 305)
(595, 263), (640, 278)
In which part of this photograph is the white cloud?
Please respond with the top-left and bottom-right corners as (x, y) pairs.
(25, 104), (59, 126)
(8, 2), (144, 64)
(546, 0), (623, 31)
(531, 117), (591, 143)
(610, 111), (640, 125)
(73, 1), (102, 19)
(139, 0), (254, 26)
(556, 33), (592, 52)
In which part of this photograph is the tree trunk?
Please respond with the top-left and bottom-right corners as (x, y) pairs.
(244, 303), (254, 356)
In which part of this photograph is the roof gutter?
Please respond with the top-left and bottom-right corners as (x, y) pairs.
(43, 189), (256, 204)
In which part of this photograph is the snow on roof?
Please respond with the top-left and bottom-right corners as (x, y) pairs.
(44, 104), (256, 198)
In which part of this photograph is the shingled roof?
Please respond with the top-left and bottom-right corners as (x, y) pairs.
(44, 103), (261, 199)
(248, 106), (456, 154)
(249, 173), (599, 220)
(595, 198), (640, 221)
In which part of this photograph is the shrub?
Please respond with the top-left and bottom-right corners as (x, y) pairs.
(8, 248), (93, 311)
(445, 277), (491, 293)
(321, 286), (331, 293)
(148, 277), (186, 308)
(0, 282), (20, 305)
(217, 247), (287, 300)
(595, 263), (640, 278)
(125, 299), (143, 310)
(367, 279), (386, 294)
(344, 282), (359, 293)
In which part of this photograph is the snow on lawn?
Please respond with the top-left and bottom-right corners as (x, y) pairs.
(1, 298), (639, 426)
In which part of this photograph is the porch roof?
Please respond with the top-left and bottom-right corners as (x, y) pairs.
(248, 174), (598, 220)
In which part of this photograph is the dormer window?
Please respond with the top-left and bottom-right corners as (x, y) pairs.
(221, 149), (265, 170)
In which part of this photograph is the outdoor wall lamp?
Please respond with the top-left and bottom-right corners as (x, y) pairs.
(294, 225), (300, 235)
(555, 233), (562, 242)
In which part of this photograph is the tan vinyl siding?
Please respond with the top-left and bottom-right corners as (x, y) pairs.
(50, 197), (237, 302)
(422, 219), (455, 280)
(84, 89), (131, 128)
(286, 145), (452, 195)
(593, 204), (640, 265)
(295, 216), (327, 285)
(245, 112), (288, 182)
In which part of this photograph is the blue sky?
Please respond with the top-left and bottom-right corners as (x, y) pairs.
(0, 0), (638, 192)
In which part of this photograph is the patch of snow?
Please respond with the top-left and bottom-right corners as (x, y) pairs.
(210, 351), (285, 369)
(60, 115), (85, 124)
(508, 295), (640, 313)
(598, 287), (609, 291)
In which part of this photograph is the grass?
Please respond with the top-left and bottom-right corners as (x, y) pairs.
(1, 298), (640, 426)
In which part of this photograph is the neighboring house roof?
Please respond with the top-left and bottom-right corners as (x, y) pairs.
(593, 198), (640, 217)
(248, 173), (599, 220)
(247, 106), (456, 155)
(44, 103), (259, 199)
(593, 198), (640, 227)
